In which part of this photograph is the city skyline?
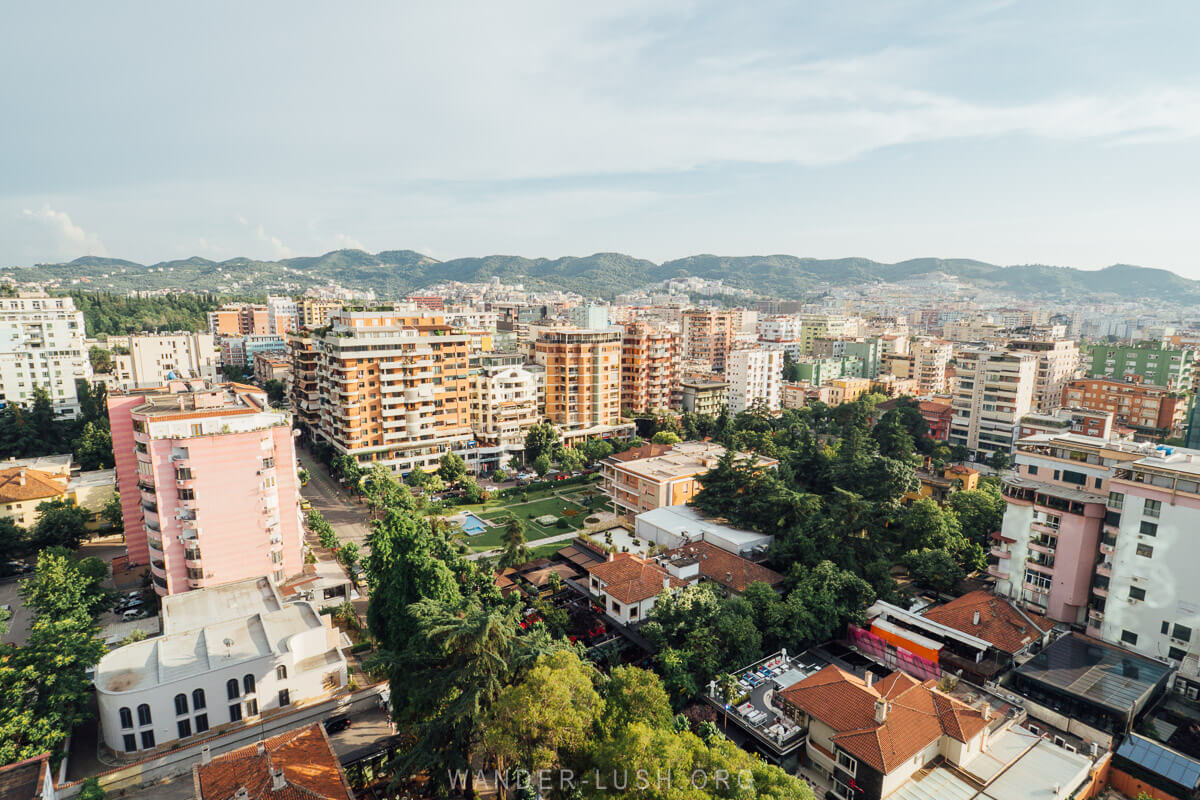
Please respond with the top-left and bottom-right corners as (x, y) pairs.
(2, 1), (1199, 276)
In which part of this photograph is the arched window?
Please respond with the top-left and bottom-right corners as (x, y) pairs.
(119, 707), (133, 729)
(192, 688), (206, 710)
(174, 694), (188, 715)
(226, 678), (240, 700)
(275, 665), (287, 681)
(136, 704), (152, 726)
(243, 674), (256, 694)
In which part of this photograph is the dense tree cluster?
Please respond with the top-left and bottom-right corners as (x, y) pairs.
(0, 383), (113, 470)
(67, 291), (233, 336)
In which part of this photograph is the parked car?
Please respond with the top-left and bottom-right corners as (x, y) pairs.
(323, 714), (352, 734)
(117, 598), (145, 613)
(300, 499), (312, 511)
(3, 560), (32, 575)
(122, 608), (150, 621)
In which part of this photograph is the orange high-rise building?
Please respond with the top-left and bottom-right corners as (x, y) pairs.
(620, 323), (680, 413)
(535, 328), (623, 444)
(681, 309), (734, 372)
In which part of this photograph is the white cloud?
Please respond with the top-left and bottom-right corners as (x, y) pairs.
(19, 205), (107, 260)
(330, 232), (365, 251)
(254, 225), (292, 259)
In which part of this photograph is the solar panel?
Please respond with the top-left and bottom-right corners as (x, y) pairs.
(1116, 734), (1200, 789)
(1015, 634), (1171, 712)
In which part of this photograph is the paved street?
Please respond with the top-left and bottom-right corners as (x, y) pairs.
(298, 449), (372, 552)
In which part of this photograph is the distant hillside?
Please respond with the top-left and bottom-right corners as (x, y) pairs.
(3, 249), (1197, 302)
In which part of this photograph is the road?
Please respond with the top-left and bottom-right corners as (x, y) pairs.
(297, 450), (371, 553)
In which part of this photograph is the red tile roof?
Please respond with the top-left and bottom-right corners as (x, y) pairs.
(777, 665), (986, 774)
(0, 468), (67, 504)
(922, 590), (1050, 654)
(587, 553), (687, 604)
(659, 541), (783, 593)
(193, 723), (353, 800)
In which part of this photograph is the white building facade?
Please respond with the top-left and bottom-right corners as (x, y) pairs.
(0, 294), (93, 417)
(949, 348), (1037, 458)
(725, 347), (783, 414)
(111, 332), (219, 390)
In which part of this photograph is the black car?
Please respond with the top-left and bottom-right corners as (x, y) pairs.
(323, 714), (352, 734)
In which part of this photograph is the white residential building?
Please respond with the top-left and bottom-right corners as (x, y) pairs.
(1009, 339), (1081, 413)
(949, 348), (1037, 458)
(111, 332), (219, 390)
(266, 296), (298, 335)
(0, 294), (93, 417)
(725, 347), (783, 414)
(912, 339), (953, 395)
(469, 365), (540, 449)
(93, 576), (347, 756)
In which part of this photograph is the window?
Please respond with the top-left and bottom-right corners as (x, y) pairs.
(1121, 630), (1139, 646)
(1140, 521), (1158, 537)
(278, 689), (291, 707)
(123, 733), (137, 752)
(276, 665), (287, 681)
(192, 688), (206, 710)
(177, 719), (191, 739)
(1108, 491), (1124, 509)
(245, 698), (259, 717)
(1173, 624), (1192, 642)
(178, 488), (196, 501)
(1025, 571), (1052, 592)
(243, 674), (256, 694)
(140, 730), (156, 749)
(1163, 621), (1171, 635)
(1028, 465), (1038, 475)
(191, 423), (203, 436)
(1129, 586), (1146, 601)
(1136, 544), (1154, 558)
(836, 750), (857, 776)
(174, 694), (188, 715)
(137, 704), (152, 726)
(1062, 470), (1087, 486)
(194, 714), (209, 734)
(1143, 499), (1162, 518)
(119, 707), (133, 729)
(229, 703), (243, 723)
(227, 679), (240, 700)
(1170, 647), (1188, 661)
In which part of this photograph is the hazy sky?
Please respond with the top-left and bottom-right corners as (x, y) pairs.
(3, 1), (1199, 276)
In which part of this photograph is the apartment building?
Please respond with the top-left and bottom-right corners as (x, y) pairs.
(219, 335), (286, 369)
(601, 441), (777, 518)
(1063, 378), (1189, 441)
(469, 365), (540, 449)
(992, 433), (1146, 624)
(681, 309), (734, 372)
(679, 378), (728, 415)
(284, 333), (320, 435)
(620, 323), (680, 413)
(107, 382), (304, 595)
(207, 303), (269, 337)
(1016, 408), (1115, 441)
(1095, 447), (1200, 682)
(911, 339), (953, 395)
(0, 294), (93, 417)
(535, 328), (625, 445)
(1087, 342), (1195, 390)
(266, 296), (298, 335)
(725, 346), (783, 414)
(796, 313), (851, 354)
(297, 297), (342, 330)
(1009, 338), (1081, 412)
(311, 310), (473, 474)
(758, 315), (804, 343)
(948, 349), (1037, 458)
(812, 337), (881, 379)
(253, 353), (290, 384)
(881, 352), (915, 380)
(568, 303), (610, 330)
(110, 332), (219, 390)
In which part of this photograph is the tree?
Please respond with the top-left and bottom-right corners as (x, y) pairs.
(499, 515), (529, 568)
(491, 468), (508, 483)
(872, 412), (916, 461)
(460, 478), (486, 505)
(948, 484), (1006, 546)
(87, 346), (112, 375)
(557, 447), (585, 474)
(600, 665), (673, 735)
(523, 423), (560, 463)
(650, 431), (682, 445)
(507, 454), (523, 473)
(330, 454), (363, 490)
(338, 542), (361, 582)
(77, 777), (107, 800)
(405, 464), (429, 488)
(904, 548), (966, 593)
(987, 450), (1011, 471)
(579, 437), (614, 465)
(532, 454), (552, 478)
(22, 548), (116, 620)
(30, 499), (91, 551)
(72, 421), (114, 471)
(481, 649), (601, 775)
(437, 452), (468, 484)
(263, 379), (286, 407)
(0, 517), (27, 563)
(100, 493), (123, 532)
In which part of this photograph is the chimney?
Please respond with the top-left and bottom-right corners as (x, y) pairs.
(663, 575), (670, 589)
(271, 768), (287, 791)
(982, 704), (992, 721)
(874, 698), (888, 724)
(256, 741), (266, 755)
(864, 672), (874, 688)
(972, 610), (981, 626)
(17, 468), (26, 486)
(235, 790), (249, 800)
(607, 552), (614, 562)
(200, 744), (212, 765)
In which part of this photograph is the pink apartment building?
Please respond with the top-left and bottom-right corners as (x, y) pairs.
(108, 381), (303, 596)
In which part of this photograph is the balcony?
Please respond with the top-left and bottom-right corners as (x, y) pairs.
(147, 537), (164, 553)
(987, 564), (1010, 580)
(1092, 584), (1109, 598)
(184, 550), (203, 569)
(1096, 561), (1113, 578)
(137, 475), (156, 490)
(989, 547), (1011, 560)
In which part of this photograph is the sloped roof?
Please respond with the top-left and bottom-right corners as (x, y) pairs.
(193, 723), (352, 800)
(587, 552), (687, 604)
(0, 467), (66, 503)
(922, 590), (1049, 654)
(778, 664), (987, 774)
(660, 540), (783, 592)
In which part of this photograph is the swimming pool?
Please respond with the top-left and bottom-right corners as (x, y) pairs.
(461, 512), (488, 536)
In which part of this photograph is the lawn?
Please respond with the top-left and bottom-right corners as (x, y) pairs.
(456, 486), (606, 551)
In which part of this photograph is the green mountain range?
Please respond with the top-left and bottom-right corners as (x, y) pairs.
(4, 250), (1198, 302)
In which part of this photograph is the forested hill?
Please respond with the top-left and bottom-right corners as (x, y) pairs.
(5, 249), (1198, 302)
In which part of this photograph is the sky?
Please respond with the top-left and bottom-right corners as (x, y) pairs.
(2, 1), (1199, 277)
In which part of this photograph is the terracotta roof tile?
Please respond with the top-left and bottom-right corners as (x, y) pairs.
(587, 553), (686, 604)
(660, 541), (783, 593)
(922, 590), (1050, 654)
(193, 723), (353, 800)
(0, 468), (67, 504)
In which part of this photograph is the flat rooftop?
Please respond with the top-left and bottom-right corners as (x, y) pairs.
(1015, 633), (1172, 714)
(162, 576), (281, 634)
(133, 383), (268, 417)
(612, 441), (775, 481)
(636, 504), (771, 550)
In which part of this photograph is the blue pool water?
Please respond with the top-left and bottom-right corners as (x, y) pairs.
(462, 512), (488, 536)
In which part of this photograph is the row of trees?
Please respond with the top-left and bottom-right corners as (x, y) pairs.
(0, 549), (111, 765)
(0, 383), (114, 470)
(0, 498), (107, 565)
(68, 291), (231, 336)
